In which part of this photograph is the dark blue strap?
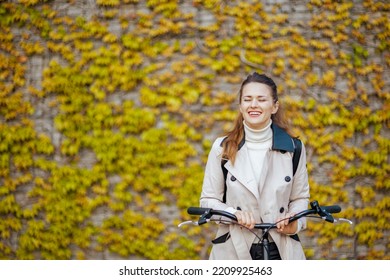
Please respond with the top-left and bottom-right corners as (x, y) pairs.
(292, 138), (302, 176)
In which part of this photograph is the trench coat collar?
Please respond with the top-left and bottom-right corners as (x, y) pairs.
(270, 123), (295, 152)
(235, 123), (295, 153)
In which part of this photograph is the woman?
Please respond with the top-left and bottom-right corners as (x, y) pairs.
(200, 72), (310, 260)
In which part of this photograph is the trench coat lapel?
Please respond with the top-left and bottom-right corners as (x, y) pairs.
(224, 145), (260, 199)
(221, 124), (296, 201)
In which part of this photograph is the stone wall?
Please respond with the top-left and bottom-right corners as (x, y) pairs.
(1, 0), (389, 260)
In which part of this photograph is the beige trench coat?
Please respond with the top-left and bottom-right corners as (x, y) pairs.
(200, 124), (310, 260)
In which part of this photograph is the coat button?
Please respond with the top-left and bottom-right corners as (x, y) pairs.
(285, 176), (291, 182)
(230, 176), (236, 181)
(279, 207), (284, 213)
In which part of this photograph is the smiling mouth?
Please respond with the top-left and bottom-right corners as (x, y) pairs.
(248, 111), (261, 116)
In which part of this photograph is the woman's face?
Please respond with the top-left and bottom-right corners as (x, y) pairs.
(239, 82), (279, 130)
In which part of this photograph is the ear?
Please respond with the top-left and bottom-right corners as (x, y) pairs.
(272, 101), (279, 114)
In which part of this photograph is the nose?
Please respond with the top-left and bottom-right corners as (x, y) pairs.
(250, 99), (259, 107)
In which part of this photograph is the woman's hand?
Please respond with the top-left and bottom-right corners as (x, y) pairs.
(235, 210), (256, 229)
(276, 214), (298, 235)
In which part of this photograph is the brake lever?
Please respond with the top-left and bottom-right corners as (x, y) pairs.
(334, 218), (353, 225)
(178, 221), (199, 227)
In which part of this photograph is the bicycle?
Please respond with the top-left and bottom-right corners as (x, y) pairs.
(179, 200), (353, 260)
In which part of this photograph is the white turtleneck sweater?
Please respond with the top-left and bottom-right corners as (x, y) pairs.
(243, 120), (273, 186)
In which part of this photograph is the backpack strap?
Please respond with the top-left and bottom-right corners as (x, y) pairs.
(292, 137), (302, 176)
(220, 137), (229, 203)
(221, 158), (228, 203)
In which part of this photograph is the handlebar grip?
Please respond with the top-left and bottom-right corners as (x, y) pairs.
(187, 207), (211, 215)
(322, 205), (341, 213)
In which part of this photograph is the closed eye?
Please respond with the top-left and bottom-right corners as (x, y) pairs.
(243, 98), (268, 102)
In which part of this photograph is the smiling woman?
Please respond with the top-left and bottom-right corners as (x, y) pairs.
(199, 73), (310, 260)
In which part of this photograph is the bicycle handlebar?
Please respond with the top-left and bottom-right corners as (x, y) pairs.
(186, 200), (343, 230)
(188, 204), (340, 216)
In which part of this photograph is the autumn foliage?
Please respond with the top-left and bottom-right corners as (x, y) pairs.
(0, 0), (389, 259)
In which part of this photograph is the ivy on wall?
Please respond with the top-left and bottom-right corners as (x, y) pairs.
(0, 0), (389, 260)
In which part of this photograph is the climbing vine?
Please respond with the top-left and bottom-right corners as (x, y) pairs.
(0, 0), (388, 260)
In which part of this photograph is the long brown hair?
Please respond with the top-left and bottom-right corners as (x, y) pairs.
(222, 72), (294, 164)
